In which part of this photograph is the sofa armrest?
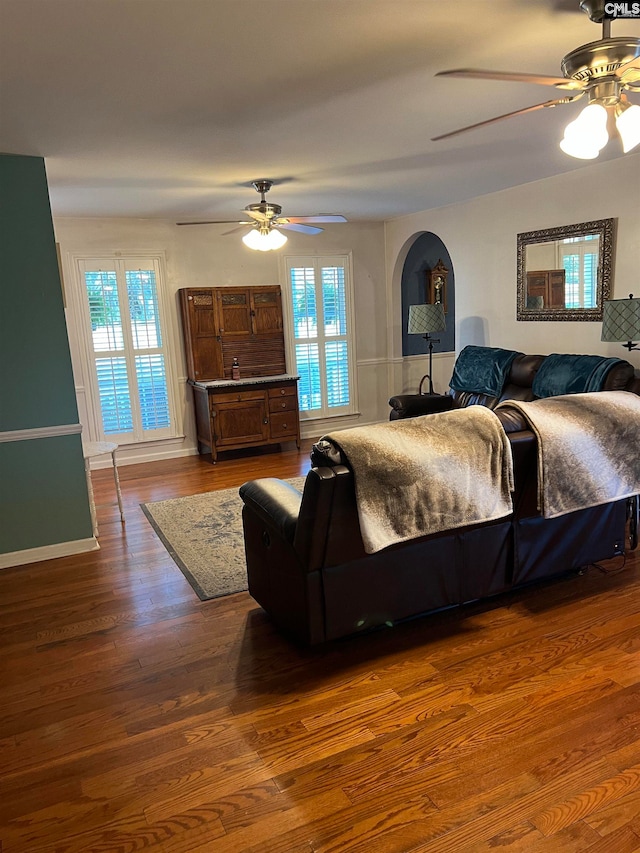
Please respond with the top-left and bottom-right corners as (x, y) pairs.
(388, 393), (454, 420)
(495, 406), (529, 434)
(239, 478), (303, 544)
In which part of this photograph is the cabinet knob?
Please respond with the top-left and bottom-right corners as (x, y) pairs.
(282, 423), (287, 429)
(263, 418), (269, 424)
(281, 402), (286, 408)
(280, 389), (286, 395)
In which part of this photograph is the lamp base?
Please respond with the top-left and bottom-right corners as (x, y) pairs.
(422, 334), (440, 396)
(418, 375), (443, 396)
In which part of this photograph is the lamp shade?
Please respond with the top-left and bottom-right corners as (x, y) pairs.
(559, 103), (609, 160)
(601, 294), (640, 344)
(616, 102), (640, 154)
(408, 303), (446, 335)
(242, 227), (288, 251)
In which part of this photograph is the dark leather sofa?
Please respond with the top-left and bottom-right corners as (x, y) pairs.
(239, 349), (639, 645)
(389, 347), (637, 420)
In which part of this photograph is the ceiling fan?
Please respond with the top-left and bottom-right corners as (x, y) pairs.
(432, 0), (640, 158)
(176, 180), (347, 250)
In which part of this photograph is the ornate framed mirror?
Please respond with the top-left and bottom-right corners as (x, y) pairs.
(516, 218), (615, 322)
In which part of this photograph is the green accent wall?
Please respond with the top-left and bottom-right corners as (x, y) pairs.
(0, 153), (93, 556)
(0, 154), (80, 430)
(0, 435), (92, 551)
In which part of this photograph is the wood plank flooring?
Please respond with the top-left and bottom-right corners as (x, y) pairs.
(1, 443), (639, 852)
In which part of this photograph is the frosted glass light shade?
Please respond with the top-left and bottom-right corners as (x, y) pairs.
(408, 303), (446, 335)
(560, 103), (609, 160)
(616, 103), (640, 154)
(242, 228), (288, 251)
(264, 228), (287, 249)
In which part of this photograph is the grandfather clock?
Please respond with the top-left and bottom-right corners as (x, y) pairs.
(427, 259), (448, 313)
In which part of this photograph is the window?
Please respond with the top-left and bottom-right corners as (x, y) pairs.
(285, 256), (355, 419)
(77, 257), (176, 443)
(559, 235), (599, 309)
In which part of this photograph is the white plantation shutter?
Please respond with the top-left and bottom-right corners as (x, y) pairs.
(79, 257), (175, 443)
(560, 235), (599, 309)
(286, 256), (354, 418)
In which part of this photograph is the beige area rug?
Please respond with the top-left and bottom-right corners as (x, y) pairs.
(141, 477), (306, 600)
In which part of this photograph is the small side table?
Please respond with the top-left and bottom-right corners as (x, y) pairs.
(82, 440), (125, 537)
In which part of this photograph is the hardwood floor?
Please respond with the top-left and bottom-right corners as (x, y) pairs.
(1, 443), (639, 853)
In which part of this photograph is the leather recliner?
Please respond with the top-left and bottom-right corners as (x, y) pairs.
(239, 349), (638, 644)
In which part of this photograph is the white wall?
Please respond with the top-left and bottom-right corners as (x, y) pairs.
(54, 217), (388, 464)
(385, 154), (640, 398)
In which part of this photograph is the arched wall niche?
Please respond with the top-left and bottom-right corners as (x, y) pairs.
(399, 232), (455, 357)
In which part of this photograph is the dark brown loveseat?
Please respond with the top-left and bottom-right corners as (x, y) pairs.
(239, 349), (639, 645)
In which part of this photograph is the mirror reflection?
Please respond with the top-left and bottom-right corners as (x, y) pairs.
(517, 218), (614, 322)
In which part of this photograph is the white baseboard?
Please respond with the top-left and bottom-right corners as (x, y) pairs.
(89, 443), (197, 469)
(0, 537), (99, 569)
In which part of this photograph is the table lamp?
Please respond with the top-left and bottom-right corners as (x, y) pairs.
(601, 293), (640, 351)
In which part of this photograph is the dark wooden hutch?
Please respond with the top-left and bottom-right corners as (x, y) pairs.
(179, 286), (300, 462)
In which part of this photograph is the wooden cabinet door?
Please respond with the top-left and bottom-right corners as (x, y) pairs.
(526, 272), (546, 307)
(212, 397), (269, 447)
(216, 288), (252, 337)
(548, 270), (566, 308)
(179, 289), (222, 380)
(250, 287), (283, 335)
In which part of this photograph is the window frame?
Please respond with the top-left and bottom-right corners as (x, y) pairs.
(282, 253), (357, 422)
(72, 254), (180, 445)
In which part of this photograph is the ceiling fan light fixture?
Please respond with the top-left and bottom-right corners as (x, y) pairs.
(264, 228), (288, 250)
(559, 102), (609, 159)
(242, 226), (288, 252)
(615, 101), (640, 153)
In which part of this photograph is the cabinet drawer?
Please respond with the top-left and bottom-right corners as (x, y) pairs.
(210, 388), (264, 405)
(269, 395), (298, 414)
(269, 411), (299, 438)
(268, 384), (297, 400)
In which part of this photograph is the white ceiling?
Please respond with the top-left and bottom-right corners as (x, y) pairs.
(1, 0), (638, 223)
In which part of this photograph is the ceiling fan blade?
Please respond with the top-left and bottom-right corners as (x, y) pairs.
(436, 68), (583, 91)
(222, 225), (251, 236)
(280, 222), (324, 235)
(282, 214), (347, 224)
(176, 219), (252, 226)
(431, 96), (583, 142)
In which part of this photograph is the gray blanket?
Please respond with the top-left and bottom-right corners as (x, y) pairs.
(322, 407), (514, 554)
(496, 391), (640, 518)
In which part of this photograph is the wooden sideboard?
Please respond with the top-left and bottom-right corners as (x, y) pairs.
(189, 375), (300, 462)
